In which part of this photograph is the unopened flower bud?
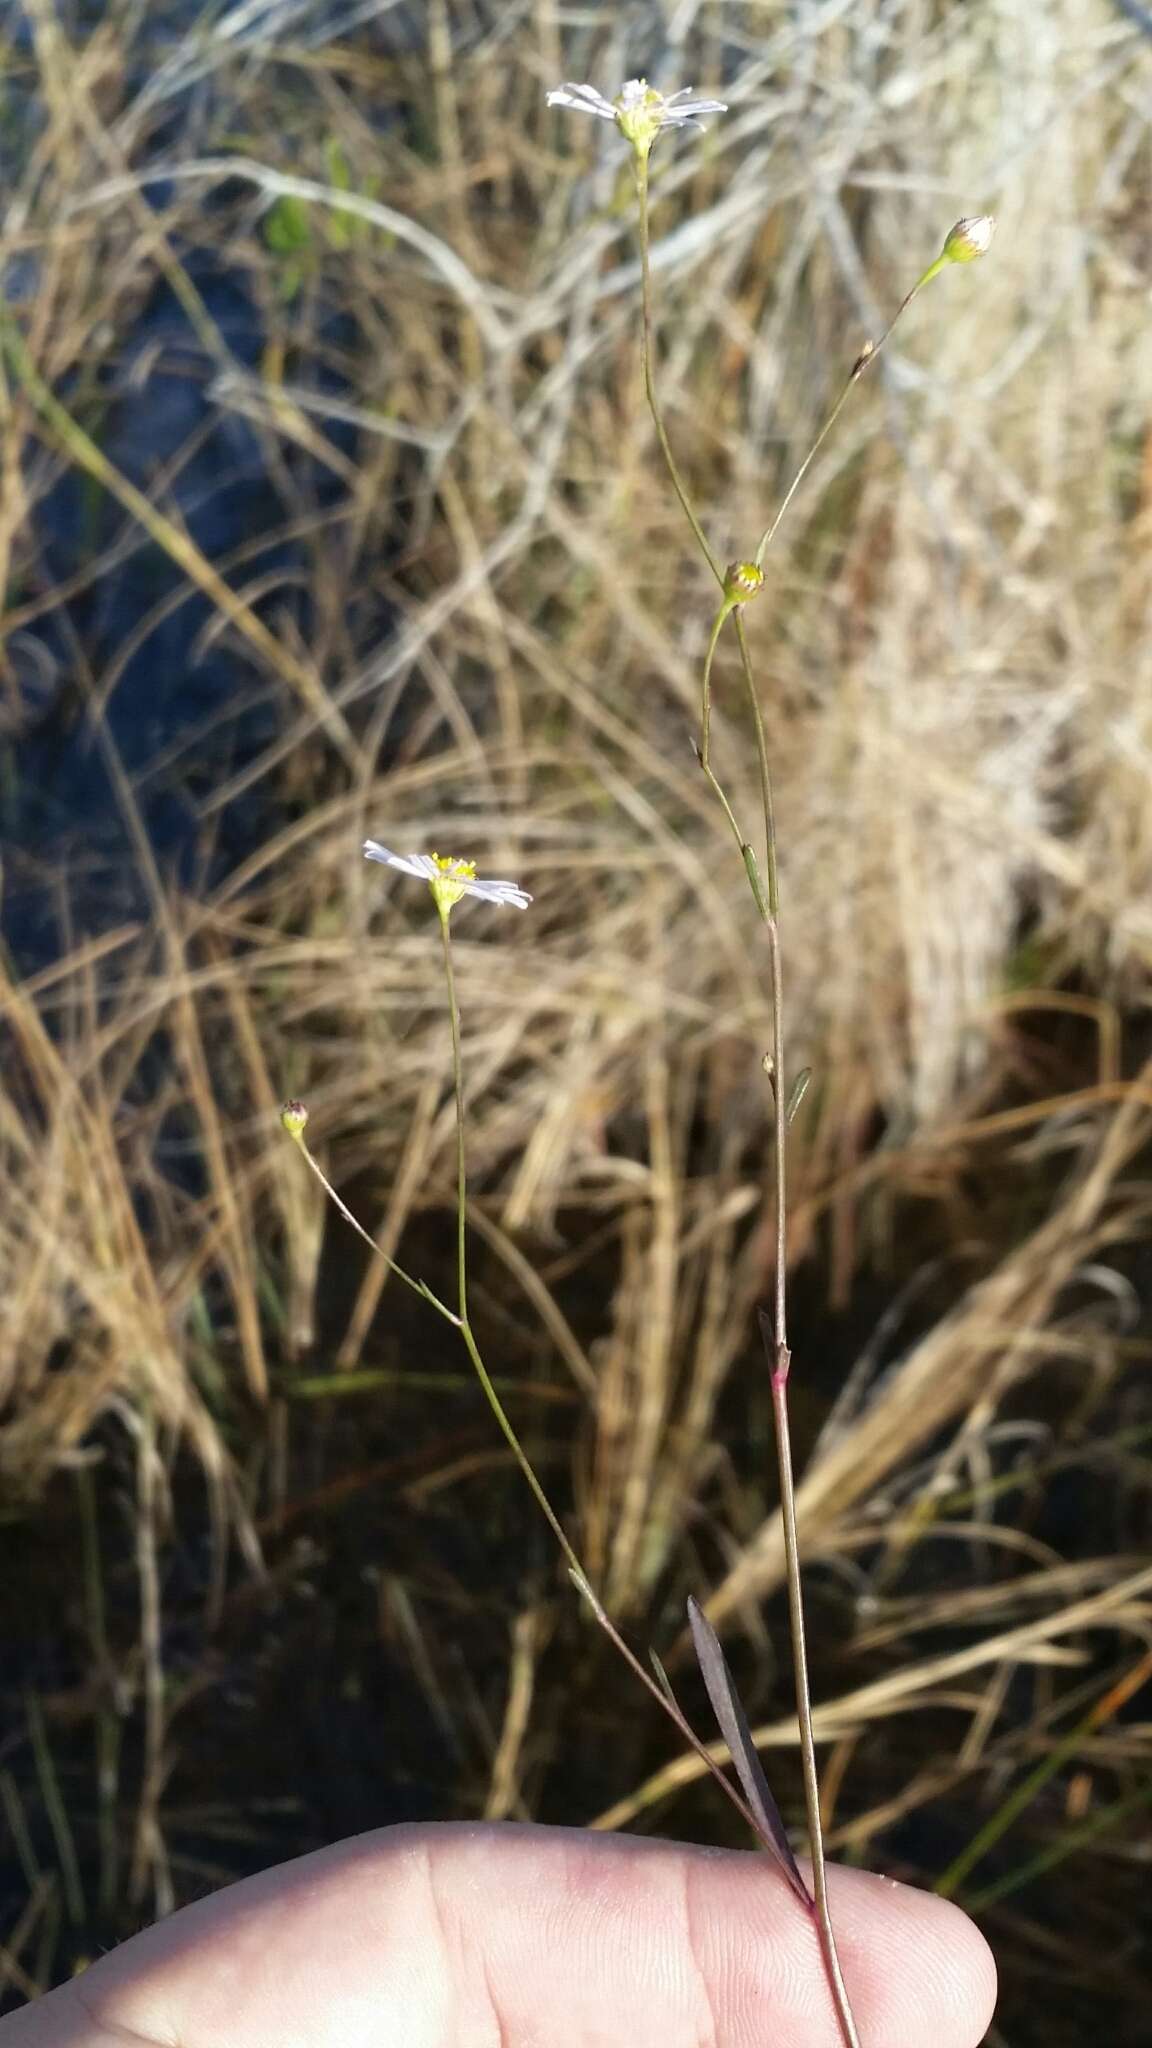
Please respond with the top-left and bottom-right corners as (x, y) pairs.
(941, 214), (995, 265)
(280, 1100), (309, 1137)
(724, 560), (764, 606)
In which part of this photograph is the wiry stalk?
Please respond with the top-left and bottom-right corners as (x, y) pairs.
(752, 235), (972, 570)
(431, 909), (794, 1845)
(634, 154), (723, 591)
(634, 148), (861, 2048)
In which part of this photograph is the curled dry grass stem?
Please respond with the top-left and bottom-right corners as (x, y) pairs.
(0, 309), (356, 765)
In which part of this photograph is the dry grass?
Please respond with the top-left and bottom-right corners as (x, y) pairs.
(1, 1), (1151, 2040)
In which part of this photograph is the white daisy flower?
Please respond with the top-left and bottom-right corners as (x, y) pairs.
(363, 842), (532, 913)
(545, 81), (621, 123)
(546, 77), (727, 155)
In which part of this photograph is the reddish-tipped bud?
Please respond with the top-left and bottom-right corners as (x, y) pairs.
(280, 1100), (309, 1137)
(723, 560), (764, 606)
(941, 214), (995, 264)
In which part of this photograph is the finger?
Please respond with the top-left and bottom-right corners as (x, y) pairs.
(9, 1823), (996, 2048)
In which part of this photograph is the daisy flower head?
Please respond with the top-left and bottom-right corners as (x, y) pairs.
(363, 843), (532, 918)
(546, 77), (727, 161)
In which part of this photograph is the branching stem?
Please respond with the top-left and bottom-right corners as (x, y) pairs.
(431, 911), (790, 1855)
(634, 144), (860, 2048)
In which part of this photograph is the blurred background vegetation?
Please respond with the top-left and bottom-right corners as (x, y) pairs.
(1, 2), (1151, 2042)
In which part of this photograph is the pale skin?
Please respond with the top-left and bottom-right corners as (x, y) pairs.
(0, 1824), (997, 2048)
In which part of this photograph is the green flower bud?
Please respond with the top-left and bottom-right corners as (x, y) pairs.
(280, 1100), (309, 1137)
(723, 560), (764, 607)
(941, 214), (996, 264)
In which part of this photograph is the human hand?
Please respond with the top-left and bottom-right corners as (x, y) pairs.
(2, 1822), (996, 2048)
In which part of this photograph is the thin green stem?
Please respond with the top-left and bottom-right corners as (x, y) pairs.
(633, 152), (782, 924)
(286, 1128), (460, 1326)
(435, 910), (574, 1564)
(769, 1360), (860, 2048)
(733, 611), (780, 918)
(739, 631), (857, 2048)
(697, 601), (772, 924)
(634, 145), (859, 2048)
(432, 912), (785, 1851)
(288, 918), (812, 1899)
(634, 153), (723, 590)
(698, 604), (834, 2035)
(753, 266), (940, 570)
(438, 909), (470, 1327)
(697, 599), (748, 857)
(698, 600), (730, 775)
(753, 373), (859, 571)
(765, 923), (788, 1352)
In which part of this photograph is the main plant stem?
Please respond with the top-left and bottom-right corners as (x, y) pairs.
(635, 147), (860, 2048)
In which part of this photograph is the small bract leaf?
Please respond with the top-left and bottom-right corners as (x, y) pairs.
(648, 1647), (678, 1709)
(785, 1067), (812, 1125)
(687, 1596), (812, 1906)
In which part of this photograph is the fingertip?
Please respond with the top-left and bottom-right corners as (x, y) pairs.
(810, 1864), (999, 2048)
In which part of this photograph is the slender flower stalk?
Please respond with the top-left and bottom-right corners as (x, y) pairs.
(629, 140), (783, 917)
(279, 1101), (459, 1324)
(610, 103), (860, 2039)
(633, 148), (724, 591)
(284, 843), (816, 1858)
(433, 897), (582, 1563)
(427, 896), (765, 1823)
(621, 205), (993, 2043)
(752, 213), (996, 569)
(547, 76), (727, 588)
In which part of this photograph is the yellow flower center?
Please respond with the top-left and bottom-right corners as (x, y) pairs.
(613, 81), (665, 158)
(427, 853), (476, 918)
(431, 852), (476, 881)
